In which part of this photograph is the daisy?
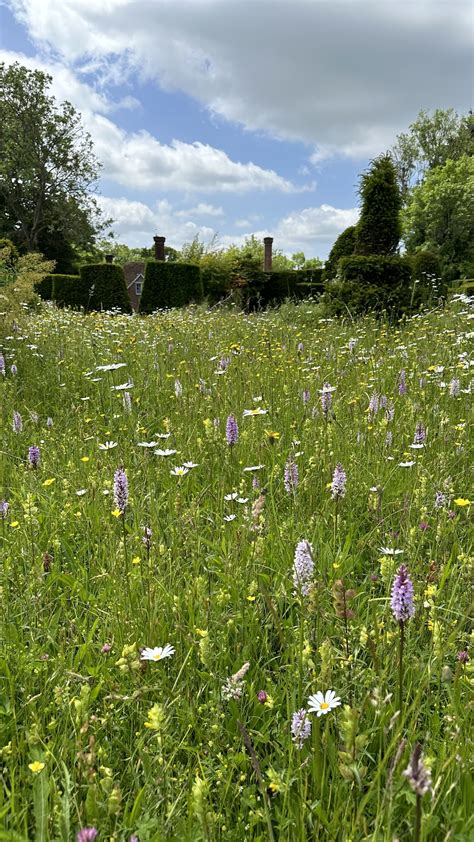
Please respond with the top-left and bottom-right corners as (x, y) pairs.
(155, 448), (177, 457)
(224, 514), (237, 522)
(379, 547), (404, 556)
(98, 441), (118, 450)
(243, 465), (265, 472)
(155, 432), (171, 439)
(224, 492), (238, 501)
(112, 381), (134, 391)
(137, 441), (158, 448)
(308, 690), (341, 717)
(96, 363), (127, 372)
(243, 408), (268, 416)
(398, 461), (416, 467)
(182, 461), (199, 469)
(140, 644), (175, 662)
(170, 466), (189, 477)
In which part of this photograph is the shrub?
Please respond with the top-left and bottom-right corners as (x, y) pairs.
(201, 265), (232, 304)
(0, 237), (19, 267)
(51, 274), (86, 308)
(354, 155), (402, 256)
(228, 256), (266, 310)
(263, 268), (324, 303)
(323, 226), (356, 280)
(140, 262), (204, 313)
(79, 263), (132, 313)
(409, 250), (447, 303)
(322, 255), (412, 317)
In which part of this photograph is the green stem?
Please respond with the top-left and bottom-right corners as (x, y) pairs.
(398, 620), (405, 716)
(414, 794), (421, 842)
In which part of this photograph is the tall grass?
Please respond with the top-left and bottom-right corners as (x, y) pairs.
(0, 297), (472, 840)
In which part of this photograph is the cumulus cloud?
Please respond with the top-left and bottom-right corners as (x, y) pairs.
(9, 0), (473, 158)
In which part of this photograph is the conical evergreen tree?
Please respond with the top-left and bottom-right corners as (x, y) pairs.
(354, 155), (402, 255)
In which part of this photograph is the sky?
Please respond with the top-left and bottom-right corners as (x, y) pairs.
(0, 0), (472, 259)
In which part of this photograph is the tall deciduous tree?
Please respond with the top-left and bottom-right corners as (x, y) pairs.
(354, 155), (401, 256)
(391, 109), (474, 197)
(0, 62), (109, 265)
(402, 156), (474, 280)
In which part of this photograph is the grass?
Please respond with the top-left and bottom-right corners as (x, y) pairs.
(0, 297), (472, 840)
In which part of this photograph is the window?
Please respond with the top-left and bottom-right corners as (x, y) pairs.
(135, 281), (142, 295)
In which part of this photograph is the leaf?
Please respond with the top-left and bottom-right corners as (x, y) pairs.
(32, 762), (50, 842)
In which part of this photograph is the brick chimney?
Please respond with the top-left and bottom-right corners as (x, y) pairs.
(105, 254), (114, 263)
(154, 235), (166, 261)
(263, 237), (273, 272)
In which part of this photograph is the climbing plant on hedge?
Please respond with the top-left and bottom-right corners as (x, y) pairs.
(79, 263), (132, 313)
(354, 155), (401, 256)
(139, 262), (203, 313)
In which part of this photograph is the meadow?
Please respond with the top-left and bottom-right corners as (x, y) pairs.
(0, 297), (472, 841)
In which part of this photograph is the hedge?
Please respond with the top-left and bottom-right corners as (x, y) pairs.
(140, 262), (204, 313)
(79, 263), (132, 313)
(322, 255), (413, 317)
(201, 265), (231, 304)
(51, 275), (87, 309)
(409, 250), (447, 304)
(34, 274), (54, 301)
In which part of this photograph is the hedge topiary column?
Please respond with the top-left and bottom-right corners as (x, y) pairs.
(139, 262), (203, 313)
(79, 263), (132, 313)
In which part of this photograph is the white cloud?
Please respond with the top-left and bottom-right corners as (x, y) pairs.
(9, 0), (473, 158)
(175, 203), (224, 218)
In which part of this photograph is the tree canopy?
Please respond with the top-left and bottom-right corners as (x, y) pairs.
(0, 62), (109, 269)
(354, 155), (401, 256)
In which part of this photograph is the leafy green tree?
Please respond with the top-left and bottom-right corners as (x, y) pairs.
(392, 109), (474, 196)
(290, 252), (323, 270)
(402, 156), (474, 279)
(323, 225), (356, 279)
(0, 62), (109, 261)
(354, 155), (401, 256)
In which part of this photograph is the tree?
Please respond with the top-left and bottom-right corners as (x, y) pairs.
(391, 109), (474, 197)
(323, 225), (356, 279)
(354, 155), (401, 256)
(402, 156), (474, 280)
(0, 62), (109, 264)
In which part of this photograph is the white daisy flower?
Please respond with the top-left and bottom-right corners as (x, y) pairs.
(243, 465), (265, 472)
(76, 489), (87, 496)
(98, 441), (118, 450)
(155, 448), (177, 457)
(96, 362), (127, 372)
(308, 690), (341, 717)
(223, 514), (237, 522)
(155, 432), (171, 439)
(236, 497), (249, 504)
(399, 460), (416, 467)
(170, 466), (189, 477)
(243, 408), (268, 416)
(379, 547), (404, 556)
(137, 441), (158, 448)
(409, 443), (424, 449)
(140, 644), (175, 662)
(112, 381), (134, 391)
(182, 461), (199, 469)
(224, 492), (238, 501)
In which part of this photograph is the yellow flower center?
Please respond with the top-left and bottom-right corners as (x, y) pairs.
(320, 702), (329, 710)
(152, 653), (162, 660)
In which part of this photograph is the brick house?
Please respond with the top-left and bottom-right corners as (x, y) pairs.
(124, 261), (145, 311)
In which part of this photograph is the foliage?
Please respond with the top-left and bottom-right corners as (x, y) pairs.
(79, 264), (132, 313)
(0, 251), (54, 324)
(391, 108), (474, 196)
(354, 155), (402, 256)
(323, 226), (357, 280)
(408, 250), (446, 304)
(0, 62), (109, 260)
(402, 156), (474, 281)
(0, 237), (19, 267)
(0, 300), (472, 839)
(34, 274), (54, 301)
(323, 255), (413, 317)
(139, 262), (204, 312)
(51, 274), (86, 309)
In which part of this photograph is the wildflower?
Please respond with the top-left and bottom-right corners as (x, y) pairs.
(284, 458), (299, 493)
(223, 514), (237, 522)
(331, 463), (346, 500)
(434, 491), (447, 509)
(308, 690), (341, 716)
(174, 379), (182, 397)
(257, 690), (268, 704)
(368, 393), (379, 417)
(291, 709), (312, 748)
(398, 369), (407, 395)
(243, 407), (268, 416)
(123, 391), (132, 412)
(76, 830), (98, 842)
(28, 445), (40, 469)
(391, 565), (415, 622)
(385, 430), (393, 448)
(398, 460), (416, 468)
(142, 526), (152, 550)
(379, 547), (403, 556)
(453, 497), (470, 507)
(96, 362), (126, 372)
(99, 441), (118, 450)
(154, 448), (177, 457)
(457, 650), (469, 664)
(293, 539), (314, 596)
(113, 466), (128, 514)
(136, 441), (158, 449)
(243, 464), (264, 472)
(264, 429), (280, 443)
(11, 363), (17, 376)
(302, 388), (310, 405)
(0, 500), (9, 519)
(0, 354), (4, 375)
(403, 743), (432, 797)
(28, 761), (45, 774)
(13, 412), (23, 433)
(183, 461), (198, 469)
(419, 521), (429, 532)
(320, 383), (334, 418)
(226, 414), (239, 446)
(144, 703), (165, 730)
(140, 644), (174, 662)
(221, 661), (250, 701)
(413, 422), (426, 446)
(449, 378), (460, 397)
(170, 465), (189, 477)
(101, 643), (112, 654)
(385, 402), (395, 422)
(46, 417), (53, 429)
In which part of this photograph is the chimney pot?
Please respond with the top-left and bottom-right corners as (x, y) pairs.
(154, 235), (166, 261)
(263, 236), (273, 272)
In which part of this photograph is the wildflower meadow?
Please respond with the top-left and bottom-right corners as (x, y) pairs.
(0, 297), (472, 840)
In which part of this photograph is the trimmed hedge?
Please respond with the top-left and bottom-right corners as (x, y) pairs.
(34, 274), (54, 301)
(51, 275), (86, 308)
(139, 262), (204, 313)
(201, 265), (231, 304)
(262, 268), (324, 303)
(322, 255), (413, 316)
(79, 263), (132, 313)
(323, 226), (356, 281)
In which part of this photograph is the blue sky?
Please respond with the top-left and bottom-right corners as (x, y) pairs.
(0, 0), (471, 259)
